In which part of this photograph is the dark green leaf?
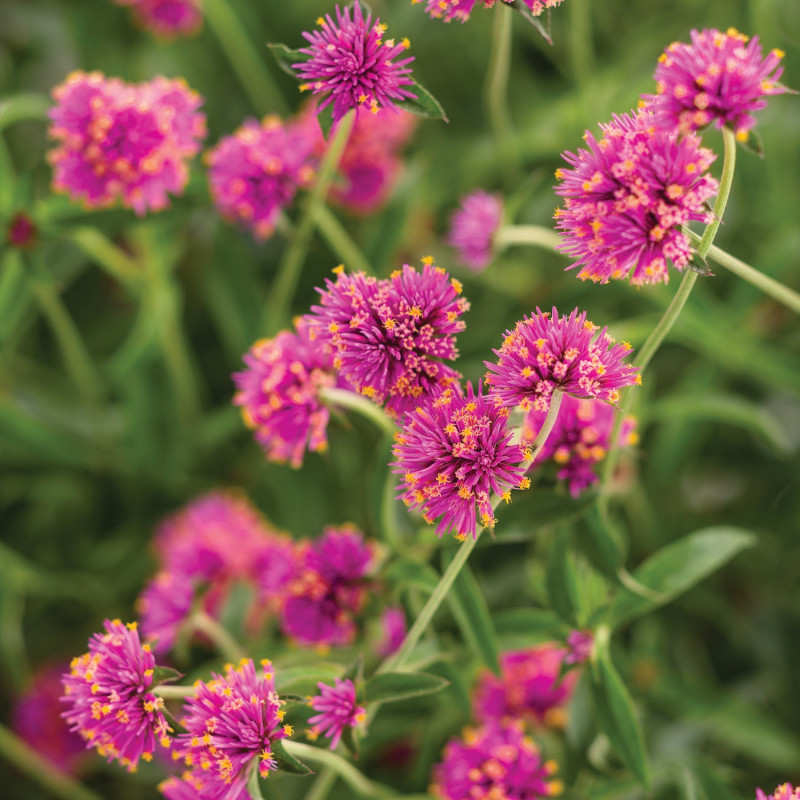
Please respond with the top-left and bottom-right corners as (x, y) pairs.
(266, 43), (309, 78)
(340, 724), (360, 758)
(493, 608), (566, 638)
(507, 1), (552, 43)
(383, 558), (439, 594)
(364, 670), (449, 704)
(152, 666), (183, 686)
(546, 529), (582, 625)
(579, 505), (624, 581)
(278, 693), (309, 706)
(395, 79), (448, 122)
(317, 103), (336, 140)
(271, 739), (314, 776)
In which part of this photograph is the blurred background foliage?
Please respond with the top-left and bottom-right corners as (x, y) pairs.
(0, 0), (799, 798)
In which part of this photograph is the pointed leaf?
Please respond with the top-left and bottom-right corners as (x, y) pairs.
(546, 529), (582, 625)
(151, 666), (183, 686)
(340, 724), (360, 758)
(384, 558), (439, 594)
(493, 608), (566, 638)
(266, 43), (309, 78)
(579, 505), (623, 581)
(507, 1), (552, 43)
(271, 739), (314, 776)
(317, 103), (336, 140)
(275, 664), (343, 694)
(395, 79), (448, 122)
(364, 671), (449, 704)
(341, 653), (364, 686)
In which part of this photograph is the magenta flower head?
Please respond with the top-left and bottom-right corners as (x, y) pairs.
(114, 0), (202, 38)
(474, 645), (578, 727)
(757, 785), (800, 800)
(377, 606), (407, 657)
(137, 570), (195, 655)
(48, 71), (206, 215)
(61, 620), (172, 771)
(432, 720), (562, 800)
(486, 308), (641, 413)
(565, 630), (594, 665)
(294, 2), (416, 122)
(307, 261), (469, 418)
(308, 677), (366, 749)
(176, 659), (288, 796)
(233, 318), (349, 467)
(417, 0), (562, 23)
(642, 28), (790, 138)
(447, 190), (503, 271)
(207, 115), (316, 240)
(554, 110), (719, 285)
(393, 383), (530, 540)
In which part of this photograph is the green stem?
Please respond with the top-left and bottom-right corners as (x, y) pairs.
(263, 110), (356, 334)
(0, 722), (103, 800)
(312, 204), (373, 275)
(190, 611), (245, 662)
(246, 763), (267, 800)
(203, 0), (287, 116)
(495, 224), (562, 254)
(528, 388), (563, 459)
(305, 768), (338, 800)
(65, 227), (143, 289)
(567, 0), (594, 87)
(153, 684), (197, 699)
(320, 386), (397, 439)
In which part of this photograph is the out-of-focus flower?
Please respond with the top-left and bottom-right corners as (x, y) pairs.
(308, 678), (366, 749)
(554, 110), (718, 285)
(306, 261), (468, 418)
(393, 383), (529, 540)
(294, 3), (415, 122)
(417, 0), (563, 23)
(377, 606), (407, 657)
(642, 28), (790, 138)
(61, 620), (172, 771)
(565, 630), (594, 665)
(523, 396), (638, 497)
(7, 212), (37, 249)
(757, 785), (800, 800)
(486, 307), (641, 412)
(432, 720), (562, 799)
(137, 571), (195, 655)
(113, 0), (202, 38)
(447, 190), (503, 271)
(48, 71), (205, 215)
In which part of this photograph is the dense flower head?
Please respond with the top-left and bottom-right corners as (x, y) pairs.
(114, 0), (202, 38)
(294, 2), (416, 122)
(642, 28), (790, 138)
(307, 261), (469, 418)
(417, 0), (563, 23)
(432, 720), (562, 800)
(233, 318), (349, 467)
(282, 525), (374, 648)
(393, 382), (530, 540)
(448, 190), (503, 271)
(523, 395), (638, 497)
(474, 645), (578, 726)
(61, 620), (172, 771)
(207, 116), (316, 240)
(485, 308), (641, 413)
(757, 785), (800, 800)
(176, 659), (287, 798)
(308, 678), (366, 749)
(48, 71), (206, 215)
(554, 110), (719, 285)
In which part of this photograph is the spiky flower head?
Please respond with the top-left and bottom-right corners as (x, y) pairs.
(554, 110), (718, 285)
(642, 28), (790, 138)
(306, 261), (469, 418)
(294, 2), (415, 122)
(757, 786), (800, 800)
(48, 71), (205, 215)
(393, 383), (529, 540)
(432, 720), (562, 800)
(113, 0), (202, 38)
(417, 0), (563, 23)
(308, 678), (366, 749)
(447, 190), (503, 271)
(176, 659), (288, 798)
(486, 308), (641, 413)
(61, 620), (172, 771)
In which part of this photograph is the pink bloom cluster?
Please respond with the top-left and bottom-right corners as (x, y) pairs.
(554, 110), (719, 285)
(49, 71), (205, 215)
(309, 677), (366, 749)
(447, 190), (503, 271)
(61, 620), (172, 770)
(418, 0), (562, 24)
(757, 786), (800, 800)
(113, 0), (202, 38)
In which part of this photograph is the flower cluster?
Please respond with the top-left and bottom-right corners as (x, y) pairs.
(417, 0), (563, 24)
(48, 71), (205, 214)
(113, 0), (202, 38)
(61, 620), (172, 770)
(642, 28), (789, 138)
(447, 190), (503, 271)
(554, 110), (719, 285)
(309, 678), (366, 749)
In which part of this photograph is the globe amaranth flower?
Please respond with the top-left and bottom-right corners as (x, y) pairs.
(565, 630), (594, 665)
(308, 678), (366, 749)
(417, 0), (563, 24)
(554, 110), (719, 285)
(137, 571), (196, 655)
(393, 382), (530, 540)
(282, 525), (374, 648)
(757, 785), (800, 800)
(113, 0), (202, 38)
(642, 28), (790, 138)
(447, 190), (503, 271)
(176, 659), (288, 798)
(486, 307), (641, 413)
(207, 115), (316, 240)
(294, 2), (415, 122)
(523, 395), (638, 497)
(432, 720), (562, 800)
(307, 260), (469, 418)
(474, 645), (578, 727)
(61, 620), (172, 770)
(49, 71), (206, 215)
(377, 606), (407, 657)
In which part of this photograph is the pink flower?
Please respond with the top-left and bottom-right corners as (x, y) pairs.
(554, 110), (719, 285)
(309, 678), (366, 749)
(417, 0), (562, 23)
(447, 190), (503, 271)
(642, 28), (790, 138)
(377, 607), (407, 657)
(6, 212), (36, 249)
(294, 3), (415, 122)
(757, 786), (800, 800)
(61, 620), (172, 771)
(137, 571), (195, 655)
(48, 71), (205, 215)
(485, 307), (641, 413)
(113, 0), (202, 38)
(565, 630), (594, 665)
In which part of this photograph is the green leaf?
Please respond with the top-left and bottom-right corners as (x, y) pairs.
(266, 43), (309, 78)
(493, 608), (566, 637)
(395, 79), (448, 122)
(274, 664), (343, 694)
(493, 489), (597, 545)
(0, 93), (51, 132)
(151, 666), (183, 686)
(507, 1), (552, 43)
(579, 505), (624, 581)
(271, 739), (314, 776)
(341, 653), (364, 686)
(546, 529), (582, 625)
(609, 527), (756, 628)
(340, 724), (360, 758)
(317, 103), (336, 140)
(364, 671), (449, 704)
(589, 652), (650, 787)
(383, 558), (439, 594)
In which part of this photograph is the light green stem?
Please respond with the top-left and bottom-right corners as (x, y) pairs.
(0, 722), (103, 800)
(190, 611), (245, 663)
(319, 386), (397, 439)
(495, 225), (562, 253)
(305, 768), (338, 800)
(0, 93), (51, 132)
(203, 0), (287, 116)
(529, 388), (563, 459)
(312, 204), (374, 275)
(65, 227), (143, 289)
(568, 0), (594, 86)
(264, 110), (356, 334)
(153, 684), (197, 699)
(484, 3), (517, 181)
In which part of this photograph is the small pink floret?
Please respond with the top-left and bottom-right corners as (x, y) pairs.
(308, 678), (366, 749)
(447, 190), (503, 271)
